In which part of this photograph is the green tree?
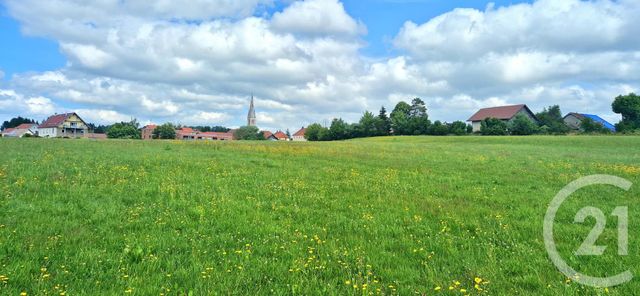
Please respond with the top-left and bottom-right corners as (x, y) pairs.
(234, 126), (264, 140)
(376, 106), (391, 136)
(305, 123), (327, 141)
(285, 129), (292, 140)
(390, 101), (411, 135)
(329, 118), (349, 140)
(581, 118), (612, 134)
(612, 93), (640, 132)
(509, 114), (539, 135)
(448, 121), (468, 136)
(428, 120), (449, 135)
(87, 123), (108, 133)
(536, 105), (569, 134)
(358, 111), (377, 138)
(107, 120), (141, 139)
(408, 98), (430, 135)
(153, 123), (177, 139)
(480, 118), (508, 135)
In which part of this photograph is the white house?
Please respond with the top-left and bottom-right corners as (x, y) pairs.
(292, 127), (307, 141)
(38, 113), (89, 138)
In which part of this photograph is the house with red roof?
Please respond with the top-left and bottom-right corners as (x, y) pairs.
(1, 123), (38, 138)
(175, 127), (197, 140)
(273, 130), (289, 141)
(196, 131), (234, 141)
(141, 124), (157, 140)
(292, 127), (307, 141)
(262, 131), (278, 141)
(38, 113), (89, 138)
(467, 104), (538, 133)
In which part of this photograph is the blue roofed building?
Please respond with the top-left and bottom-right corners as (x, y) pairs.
(563, 112), (616, 132)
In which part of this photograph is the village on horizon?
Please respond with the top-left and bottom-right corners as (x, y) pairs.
(0, 93), (627, 140)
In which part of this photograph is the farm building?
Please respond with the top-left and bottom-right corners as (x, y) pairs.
(1, 123), (38, 138)
(196, 132), (234, 141)
(174, 127), (235, 141)
(292, 127), (307, 141)
(141, 124), (157, 140)
(273, 131), (289, 141)
(262, 131), (278, 141)
(563, 113), (616, 132)
(467, 104), (538, 133)
(176, 127), (197, 140)
(38, 113), (89, 138)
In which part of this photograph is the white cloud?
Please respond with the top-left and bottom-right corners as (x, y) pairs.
(0, 89), (56, 120)
(75, 109), (132, 124)
(61, 43), (116, 69)
(394, 0), (640, 60)
(271, 0), (365, 36)
(180, 111), (231, 125)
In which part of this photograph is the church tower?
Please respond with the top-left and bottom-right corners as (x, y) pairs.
(247, 95), (256, 127)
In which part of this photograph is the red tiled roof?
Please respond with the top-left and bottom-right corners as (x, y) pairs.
(39, 113), (73, 128)
(262, 131), (274, 138)
(197, 132), (234, 140)
(293, 127), (306, 137)
(2, 128), (15, 134)
(274, 131), (287, 139)
(467, 104), (534, 122)
(142, 124), (157, 130)
(15, 123), (37, 129)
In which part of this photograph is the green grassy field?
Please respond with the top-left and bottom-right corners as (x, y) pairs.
(1, 136), (640, 295)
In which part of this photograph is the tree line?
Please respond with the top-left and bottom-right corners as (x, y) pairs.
(306, 98), (473, 141)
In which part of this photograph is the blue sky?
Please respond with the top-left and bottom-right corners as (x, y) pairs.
(0, 0), (637, 129)
(0, 6), (64, 80)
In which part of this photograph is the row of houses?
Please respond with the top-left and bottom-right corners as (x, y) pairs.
(0, 112), (106, 139)
(466, 104), (616, 132)
(139, 125), (307, 141)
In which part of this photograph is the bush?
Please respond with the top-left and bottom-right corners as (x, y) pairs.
(428, 121), (449, 135)
(449, 121), (468, 136)
(581, 118), (612, 134)
(153, 123), (177, 139)
(480, 118), (508, 135)
(107, 121), (141, 139)
(509, 114), (539, 135)
(234, 126), (264, 140)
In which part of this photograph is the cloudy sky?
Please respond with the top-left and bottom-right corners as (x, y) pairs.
(1, 0), (638, 131)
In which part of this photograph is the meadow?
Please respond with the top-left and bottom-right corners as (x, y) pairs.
(1, 136), (640, 295)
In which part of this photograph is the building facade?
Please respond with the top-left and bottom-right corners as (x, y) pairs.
(563, 113), (616, 132)
(141, 125), (157, 140)
(292, 127), (307, 141)
(38, 113), (89, 138)
(467, 104), (538, 133)
(1, 123), (38, 138)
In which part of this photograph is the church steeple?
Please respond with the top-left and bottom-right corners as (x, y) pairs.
(247, 95), (256, 127)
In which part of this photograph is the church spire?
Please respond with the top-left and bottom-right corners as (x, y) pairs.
(247, 94), (256, 127)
